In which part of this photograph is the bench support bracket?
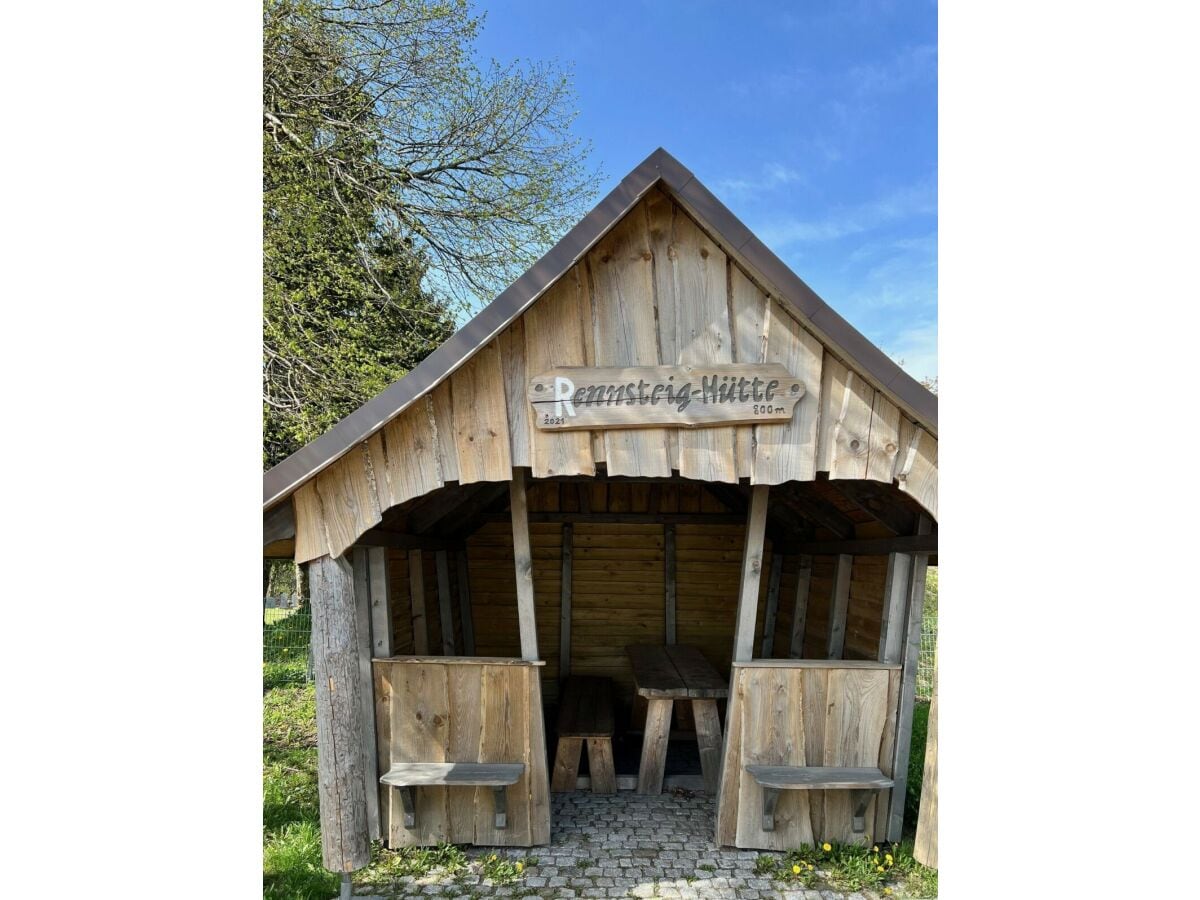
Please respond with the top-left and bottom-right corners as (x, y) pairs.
(850, 789), (873, 834)
(493, 786), (508, 829)
(399, 786), (416, 829)
(761, 787), (781, 831)
(758, 787), (883, 834)
(398, 785), (509, 830)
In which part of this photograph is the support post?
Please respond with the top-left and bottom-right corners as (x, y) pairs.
(308, 554), (370, 872)
(367, 547), (392, 658)
(878, 552), (914, 663)
(760, 552), (783, 657)
(825, 553), (853, 659)
(559, 522), (573, 679)
(788, 554), (812, 658)
(664, 523), (677, 644)
(509, 468), (539, 661)
(351, 549), (381, 841)
(456, 550), (475, 655)
(915, 648), (938, 868)
(435, 549), (455, 655)
(408, 549), (428, 654)
(887, 514), (932, 841)
(732, 485), (770, 662)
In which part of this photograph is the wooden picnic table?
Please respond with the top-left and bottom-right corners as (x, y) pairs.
(626, 644), (728, 795)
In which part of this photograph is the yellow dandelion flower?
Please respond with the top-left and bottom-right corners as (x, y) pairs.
(885, 853), (893, 863)
(884, 889), (893, 896)
(807, 863), (814, 871)
(792, 864), (801, 875)
(877, 866), (885, 873)
(872, 845), (879, 853)
(822, 842), (832, 852)
(516, 862), (524, 873)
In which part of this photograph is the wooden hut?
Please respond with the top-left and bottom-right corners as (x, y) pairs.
(262, 148), (938, 876)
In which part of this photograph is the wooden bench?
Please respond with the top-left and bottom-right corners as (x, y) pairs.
(552, 676), (616, 794)
(745, 765), (895, 833)
(380, 762), (524, 829)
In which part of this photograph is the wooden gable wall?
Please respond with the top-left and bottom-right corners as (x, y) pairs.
(292, 187), (937, 563)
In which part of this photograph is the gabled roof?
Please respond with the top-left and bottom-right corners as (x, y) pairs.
(264, 147), (937, 509)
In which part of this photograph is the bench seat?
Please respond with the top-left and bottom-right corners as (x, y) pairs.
(381, 762), (524, 829)
(553, 676), (616, 793)
(745, 765), (894, 833)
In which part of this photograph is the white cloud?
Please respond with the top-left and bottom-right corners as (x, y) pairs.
(714, 162), (807, 199)
(885, 319), (939, 381)
(755, 177), (937, 248)
(848, 44), (937, 96)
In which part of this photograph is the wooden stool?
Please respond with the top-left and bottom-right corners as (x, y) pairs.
(551, 676), (616, 794)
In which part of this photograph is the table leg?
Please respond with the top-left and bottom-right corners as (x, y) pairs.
(637, 697), (673, 794)
(692, 698), (723, 794)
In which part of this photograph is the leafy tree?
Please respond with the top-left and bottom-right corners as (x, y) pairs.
(263, 0), (597, 467)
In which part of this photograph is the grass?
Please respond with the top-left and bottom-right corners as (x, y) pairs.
(758, 839), (937, 897)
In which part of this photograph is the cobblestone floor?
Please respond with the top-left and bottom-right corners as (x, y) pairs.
(353, 791), (880, 900)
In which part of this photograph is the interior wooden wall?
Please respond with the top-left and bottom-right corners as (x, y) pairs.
(289, 186), (937, 565)
(376, 481), (894, 719)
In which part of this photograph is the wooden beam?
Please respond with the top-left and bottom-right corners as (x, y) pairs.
(307, 554), (370, 872)
(829, 480), (916, 536)
(732, 485), (770, 662)
(264, 499), (296, 545)
(367, 547), (392, 658)
(408, 481), (507, 536)
(435, 550), (455, 655)
(888, 514), (933, 841)
(355, 528), (458, 551)
(760, 552), (783, 657)
(914, 648), (938, 868)
(788, 554), (812, 658)
(559, 523), (573, 679)
(664, 523), (677, 645)
(455, 550), (475, 655)
(797, 534), (937, 556)
(825, 554), (853, 659)
(407, 549), (428, 655)
(878, 552), (914, 664)
(350, 549), (381, 840)
(438, 482), (512, 538)
(509, 469), (540, 661)
(486, 511), (747, 525)
(778, 490), (856, 540)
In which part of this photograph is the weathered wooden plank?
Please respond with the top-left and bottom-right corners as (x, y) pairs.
(451, 340), (513, 484)
(587, 209), (670, 477)
(715, 668), (746, 845)
(559, 523), (573, 677)
(557, 675), (615, 737)
(865, 393), (902, 483)
(455, 551), (475, 655)
(746, 765), (892, 790)
(365, 431), (392, 514)
(823, 667), (889, 844)
(801, 667), (828, 840)
(351, 549), (381, 841)
(382, 399), (443, 508)
(887, 517), (932, 841)
(645, 188), (680, 474)
(760, 552), (784, 658)
(373, 663), (394, 845)
(380, 761), (523, 787)
(730, 265), (769, 479)
(551, 737), (583, 792)
(878, 553), (913, 664)
(664, 644), (728, 698)
(627, 643), (685, 695)
(430, 382), (459, 483)
(525, 667), (551, 844)
(498, 320), (532, 470)
(308, 554), (370, 870)
(797, 534), (937, 555)
(896, 425), (938, 519)
(789, 555), (812, 658)
(670, 211), (737, 482)
(294, 481), (329, 564)
(445, 664), (484, 843)
(753, 302), (823, 484)
(825, 554), (853, 659)
(586, 738), (617, 795)
(875, 667), (902, 838)
(525, 270), (595, 477)
(637, 697), (674, 794)
(408, 549), (429, 655)
(509, 469), (540, 661)
(732, 485), (770, 662)
(914, 651), (938, 868)
(436, 550), (455, 656)
(314, 446), (383, 559)
(816, 355), (875, 479)
(664, 524), (677, 644)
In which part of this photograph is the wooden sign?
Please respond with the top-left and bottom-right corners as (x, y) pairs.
(528, 364), (805, 431)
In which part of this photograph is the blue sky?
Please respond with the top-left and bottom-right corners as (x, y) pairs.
(473, 0), (937, 381)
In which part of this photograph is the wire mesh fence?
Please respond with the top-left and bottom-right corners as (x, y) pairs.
(915, 566), (938, 702)
(263, 594), (312, 687)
